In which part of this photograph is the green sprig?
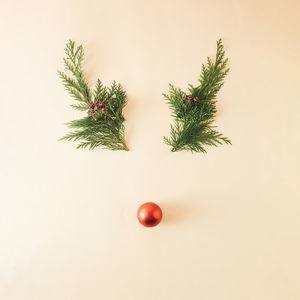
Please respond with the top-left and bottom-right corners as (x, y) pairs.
(58, 40), (128, 151)
(164, 39), (231, 153)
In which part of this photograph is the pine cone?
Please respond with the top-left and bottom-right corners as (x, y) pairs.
(88, 100), (115, 120)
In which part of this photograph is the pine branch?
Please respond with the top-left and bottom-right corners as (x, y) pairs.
(164, 39), (231, 153)
(58, 40), (129, 151)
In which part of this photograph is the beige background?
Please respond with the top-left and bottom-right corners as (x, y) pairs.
(1, 0), (300, 299)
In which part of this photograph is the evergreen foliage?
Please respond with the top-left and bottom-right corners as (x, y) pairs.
(58, 40), (129, 151)
(163, 39), (231, 153)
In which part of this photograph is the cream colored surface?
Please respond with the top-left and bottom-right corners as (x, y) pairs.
(1, 0), (300, 299)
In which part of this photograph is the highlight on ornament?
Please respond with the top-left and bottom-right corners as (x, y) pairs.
(163, 38), (231, 153)
(58, 40), (129, 151)
(137, 202), (163, 227)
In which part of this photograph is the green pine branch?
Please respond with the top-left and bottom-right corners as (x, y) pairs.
(58, 40), (129, 151)
(164, 39), (231, 153)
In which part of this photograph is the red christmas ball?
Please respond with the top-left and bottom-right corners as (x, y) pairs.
(137, 202), (162, 227)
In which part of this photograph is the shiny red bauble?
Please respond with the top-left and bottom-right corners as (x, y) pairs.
(137, 202), (162, 227)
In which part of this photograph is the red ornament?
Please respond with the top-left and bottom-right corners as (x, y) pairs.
(137, 202), (162, 227)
